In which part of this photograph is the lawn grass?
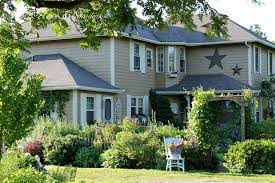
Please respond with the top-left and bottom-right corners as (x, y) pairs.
(47, 166), (275, 183)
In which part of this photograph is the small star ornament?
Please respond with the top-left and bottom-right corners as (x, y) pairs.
(205, 48), (226, 69)
(232, 64), (243, 75)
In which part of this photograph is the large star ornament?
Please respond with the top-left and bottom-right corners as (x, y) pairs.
(205, 48), (226, 69)
(232, 64), (243, 75)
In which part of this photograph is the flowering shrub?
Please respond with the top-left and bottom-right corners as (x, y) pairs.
(24, 141), (44, 162)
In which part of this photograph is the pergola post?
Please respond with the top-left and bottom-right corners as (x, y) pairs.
(240, 105), (246, 141)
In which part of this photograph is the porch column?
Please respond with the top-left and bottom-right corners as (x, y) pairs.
(241, 105), (245, 141)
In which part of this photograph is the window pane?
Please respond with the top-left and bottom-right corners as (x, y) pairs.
(138, 98), (143, 107)
(131, 98), (136, 106)
(147, 50), (152, 67)
(131, 107), (136, 117)
(105, 99), (112, 121)
(134, 43), (139, 56)
(87, 97), (94, 110)
(255, 47), (259, 72)
(180, 60), (185, 72)
(157, 47), (164, 72)
(138, 107), (143, 115)
(168, 47), (176, 72)
(270, 52), (273, 75)
(134, 56), (140, 70)
(87, 111), (94, 125)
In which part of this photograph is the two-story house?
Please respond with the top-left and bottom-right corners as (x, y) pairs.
(23, 16), (275, 126)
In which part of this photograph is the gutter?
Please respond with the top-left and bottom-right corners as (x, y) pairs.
(156, 89), (261, 95)
(41, 85), (125, 94)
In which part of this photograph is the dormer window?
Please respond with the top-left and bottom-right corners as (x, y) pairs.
(134, 43), (140, 71)
(168, 47), (176, 73)
(254, 46), (261, 74)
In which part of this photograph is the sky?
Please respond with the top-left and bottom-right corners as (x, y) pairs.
(15, 0), (275, 41)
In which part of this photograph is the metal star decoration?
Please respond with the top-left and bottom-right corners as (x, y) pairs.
(205, 48), (226, 69)
(232, 64), (243, 75)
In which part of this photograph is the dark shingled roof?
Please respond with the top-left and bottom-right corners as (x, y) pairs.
(27, 54), (122, 92)
(156, 74), (250, 93)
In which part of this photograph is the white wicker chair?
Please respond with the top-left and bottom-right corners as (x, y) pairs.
(163, 137), (185, 172)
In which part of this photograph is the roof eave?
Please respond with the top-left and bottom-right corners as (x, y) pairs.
(41, 85), (125, 94)
(156, 89), (260, 95)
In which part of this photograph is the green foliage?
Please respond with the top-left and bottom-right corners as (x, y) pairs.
(155, 125), (185, 139)
(74, 147), (102, 168)
(49, 166), (77, 183)
(101, 130), (164, 169)
(149, 90), (175, 126)
(43, 135), (88, 165)
(249, 24), (267, 39)
(40, 91), (70, 118)
(187, 87), (218, 150)
(224, 140), (275, 174)
(0, 47), (43, 154)
(247, 119), (275, 139)
(0, 151), (37, 181)
(2, 167), (49, 183)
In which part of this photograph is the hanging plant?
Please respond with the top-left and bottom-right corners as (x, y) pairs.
(40, 90), (70, 118)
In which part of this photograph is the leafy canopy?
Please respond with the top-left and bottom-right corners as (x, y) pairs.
(0, 0), (262, 49)
(0, 47), (43, 153)
(249, 24), (267, 39)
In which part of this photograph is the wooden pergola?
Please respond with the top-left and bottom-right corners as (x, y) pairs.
(208, 95), (249, 140)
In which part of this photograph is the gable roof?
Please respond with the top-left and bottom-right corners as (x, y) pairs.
(27, 54), (123, 93)
(22, 15), (275, 49)
(156, 74), (253, 94)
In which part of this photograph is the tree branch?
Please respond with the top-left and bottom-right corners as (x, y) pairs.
(27, 0), (91, 9)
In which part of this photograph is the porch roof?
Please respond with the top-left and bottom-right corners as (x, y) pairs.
(155, 74), (253, 94)
(27, 54), (124, 93)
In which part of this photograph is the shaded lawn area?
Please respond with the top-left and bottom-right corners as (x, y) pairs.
(47, 166), (275, 183)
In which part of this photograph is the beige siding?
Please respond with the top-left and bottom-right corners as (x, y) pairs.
(251, 43), (269, 89)
(64, 91), (73, 122)
(28, 38), (111, 83)
(186, 44), (249, 85)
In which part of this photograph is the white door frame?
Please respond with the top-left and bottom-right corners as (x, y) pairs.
(103, 96), (114, 123)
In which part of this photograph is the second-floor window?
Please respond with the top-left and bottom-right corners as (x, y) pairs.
(168, 47), (176, 73)
(134, 43), (140, 71)
(268, 51), (273, 75)
(146, 48), (152, 68)
(156, 47), (164, 72)
(179, 47), (186, 73)
(254, 46), (261, 73)
(131, 97), (143, 118)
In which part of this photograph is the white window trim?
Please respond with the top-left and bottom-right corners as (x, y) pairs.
(179, 47), (186, 74)
(253, 45), (261, 74)
(131, 96), (144, 117)
(146, 48), (153, 69)
(156, 46), (164, 73)
(103, 96), (114, 123)
(81, 93), (96, 126)
(268, 50), (274, 76)
(134, 43), (141, 71)
(168, 46), (176, 73)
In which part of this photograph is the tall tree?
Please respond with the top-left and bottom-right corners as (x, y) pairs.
(0, 46), (43, 157)
(249, 24), (267, 39)
(0, 0), (262, 50)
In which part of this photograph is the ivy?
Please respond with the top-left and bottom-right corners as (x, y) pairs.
(40, 90), (70, 118)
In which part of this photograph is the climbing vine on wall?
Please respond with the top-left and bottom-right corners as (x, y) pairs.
(40, 90), (70, 118)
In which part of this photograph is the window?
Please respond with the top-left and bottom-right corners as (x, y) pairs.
(86, 96), (95, 125)
(131, 97), (143, 118)
(104, 99), (112, 121)
(268, 51), (273, 75)
(179, 47), (186, 73)
(134, 43), (140, 71)
(255, 98), (260, 122)
(156, 47), (164, 72)
(146, 49), (152, 68)
(254, 46), (261, 73)
(168, 47), (176, 73)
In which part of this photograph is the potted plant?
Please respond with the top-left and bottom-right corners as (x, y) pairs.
(167, 138), (184, 158)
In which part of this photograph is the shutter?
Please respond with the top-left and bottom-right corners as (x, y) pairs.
(129, 40), (134, 72)
(140, 43), (146, 73)
(95, 94), (102, 122)
(143, 96), (149, 116)
(127, 95), (131, 118)
(80, 93), (87, 126)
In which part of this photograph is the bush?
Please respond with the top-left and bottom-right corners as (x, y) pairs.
(224, 140), (275, 174)
(74, 146), (102, 168)
(49, 166), (77, 183)
(43, 135), (88, 165)
(0, 151), (37, 180)
(3, 167), (49, 183)
(101, 130), (164, 169)
(24, 141), (44, 163)
(248, 119), (275, 139)
(156, 125), (185, 139)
